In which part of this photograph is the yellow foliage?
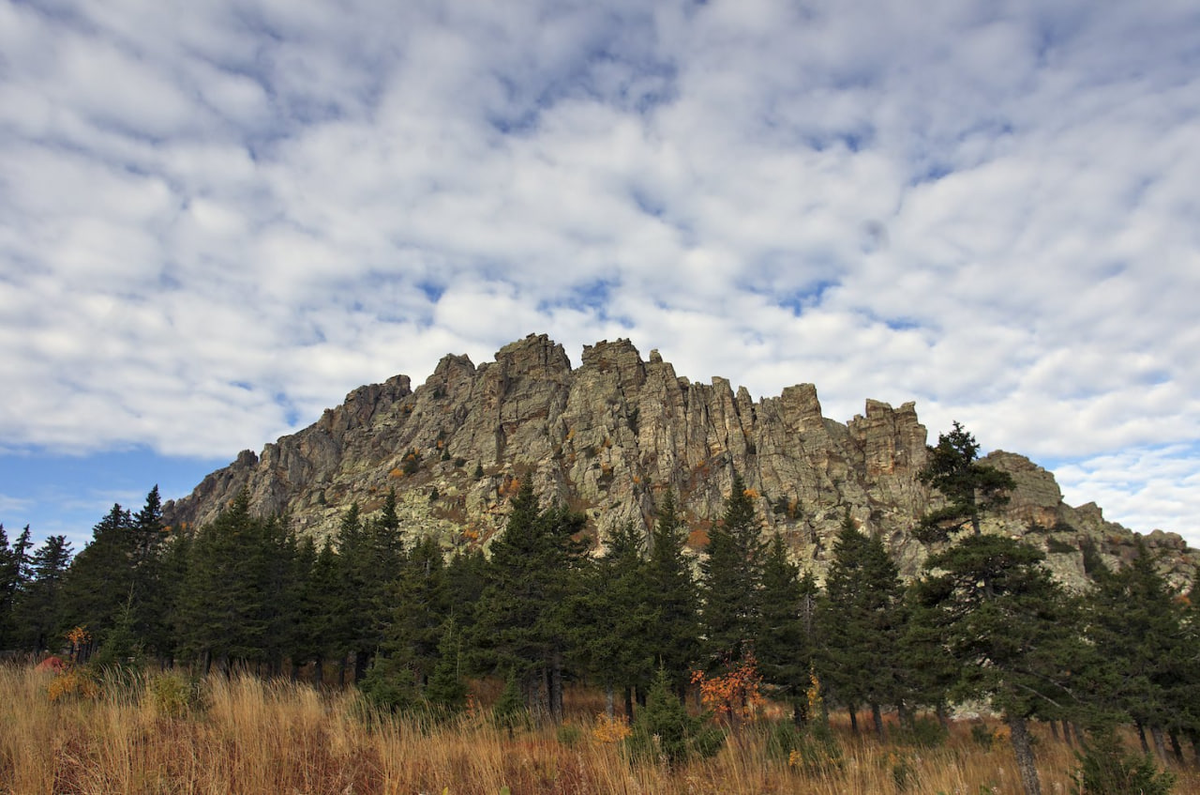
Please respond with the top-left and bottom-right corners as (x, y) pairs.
(743, 487), (760, 500)
(389, 468), (404, 479)
(47, 667), (99, 703)
(591, 713), (632, 743)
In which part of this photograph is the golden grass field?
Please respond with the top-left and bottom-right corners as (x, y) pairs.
(2, 665), (1196, 794)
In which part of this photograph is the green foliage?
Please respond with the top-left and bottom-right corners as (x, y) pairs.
(971, 723), (997, 750)
(701, 473), (767, 669)
(556, 723), (584, 747)
(359, 653), (419, 713)
(766, 718), (843, 776)
(147, 670), (205, 718)
(625, 668), (724, 768)
(893, 716), (949, 748)
(917, 421), (1015, 542)
(1072, 729), (1175, 795)
(818, 514), (905, 732)
(492, 670), (529, 733)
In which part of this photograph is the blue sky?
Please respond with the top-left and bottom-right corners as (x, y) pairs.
(2, 0), (1198, 550)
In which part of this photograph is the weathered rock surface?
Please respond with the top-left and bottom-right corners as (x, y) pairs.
(164, 334), (1197, 588)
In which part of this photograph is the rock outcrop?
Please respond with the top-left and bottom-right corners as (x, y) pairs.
(164, 334), (1197, 588)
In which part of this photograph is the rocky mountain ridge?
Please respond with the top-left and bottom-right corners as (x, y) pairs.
(164, 334), (1197, 588)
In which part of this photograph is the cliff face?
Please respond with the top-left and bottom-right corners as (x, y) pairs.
(164, 334), (1197, 587)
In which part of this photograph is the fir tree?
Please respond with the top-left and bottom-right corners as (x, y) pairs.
(21, 535), (73, 652)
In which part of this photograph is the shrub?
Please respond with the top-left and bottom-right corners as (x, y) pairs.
(556, 723), (584, 747)
(359, 655), (419, 714)
(625, 669), (724, 768)
(894, 716), (948, 748)
(1072, 728), (1176, 795)
(147, 670), (204, 718)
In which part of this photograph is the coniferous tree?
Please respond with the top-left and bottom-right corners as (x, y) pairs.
(818, 515), (906, 740)
(917, 421), (1015, 543)
(701, 473), (767, 671)
(758, 532), (816, 725)
(1083, 540), (1190, 760)
(644, 490), (701, 697)
(572, 520), (654, 717)
(472, 479), (588, 722)
(58, 504), (135, 657)
(176, 491), (276, 672)
(0, 525), (22, 649)
(21, 535), (73, 652)
(916, 534), (1081, 795)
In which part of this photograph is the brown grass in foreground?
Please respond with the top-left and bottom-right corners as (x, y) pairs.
(2, 665), (1196, 794)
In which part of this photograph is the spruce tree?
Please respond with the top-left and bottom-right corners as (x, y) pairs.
(644, 490), (701, 697)
(472, 479), (588, 722)
(701, 473), (767, 671)
(758, 532), (813, 723)
(818, 515), (906, 740)
(21, 535), (73, 652)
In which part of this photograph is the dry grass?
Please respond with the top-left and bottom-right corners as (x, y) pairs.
(2, 664), (1197, 794)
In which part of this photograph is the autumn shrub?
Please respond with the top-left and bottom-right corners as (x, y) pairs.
(147, 669), (204, 718)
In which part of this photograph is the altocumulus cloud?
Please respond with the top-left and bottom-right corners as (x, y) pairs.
(1, 0), (1198, 544)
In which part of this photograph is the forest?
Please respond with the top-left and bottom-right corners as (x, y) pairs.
(1, 424), (1195, 795)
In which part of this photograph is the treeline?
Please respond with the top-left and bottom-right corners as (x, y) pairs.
(2, 425), (1199, 795)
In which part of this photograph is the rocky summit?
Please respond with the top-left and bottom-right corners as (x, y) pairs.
(164, 334), (1196, 587)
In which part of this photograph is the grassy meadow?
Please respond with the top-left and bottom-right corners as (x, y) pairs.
(1, 664), (1195, 794)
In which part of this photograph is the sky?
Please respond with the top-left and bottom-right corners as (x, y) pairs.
(1, 0), (1198, 552)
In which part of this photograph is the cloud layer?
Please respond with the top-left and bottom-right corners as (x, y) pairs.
(2, 0), (1198, 542)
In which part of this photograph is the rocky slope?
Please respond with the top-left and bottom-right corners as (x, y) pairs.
(164, 334), (1197, 587)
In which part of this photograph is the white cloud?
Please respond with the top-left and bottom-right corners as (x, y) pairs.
(1, 0), (1199, 544)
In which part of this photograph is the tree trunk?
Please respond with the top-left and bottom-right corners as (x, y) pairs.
(1151, 725), (1169, 764)
(935, 702), (949, 730)
(313, 657), (324, 687)
(1188, 729), (1200, 767)
(1006, 714), (1042, 795)
(848, 706), (858, 734)
(1062, 720), (1074, 747)
(549, 652), (564, 724)
(605, 682), (615, 719)
(1136, 721), (1150, 755)
(1049, 721), (1060, 742)
(872, 703), (886, 743)
(624, 686), (634, 722)
(1170, 730), (1184, 764)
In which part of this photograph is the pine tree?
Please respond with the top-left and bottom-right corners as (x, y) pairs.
(701, 473), (767, 671)
(916, 534), (1082, 795)
(917, 421), (1015, 543)
(58, 504), (136, 657)
(1083, 540), (1190, 760)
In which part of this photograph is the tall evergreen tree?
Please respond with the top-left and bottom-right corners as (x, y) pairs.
(472, 480), (588, 722)
(1083, 541), (1191, 760)
(21, 535), (73, 652)
(59, 504), (136, 656)
(757, 532), (813, 723)
(645, 490), (701, 696)
(572, 520), (654, 717)
(916, 534), (1081, 795)
(701, 473), (767, 670)
(818, 515), (906, 740)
